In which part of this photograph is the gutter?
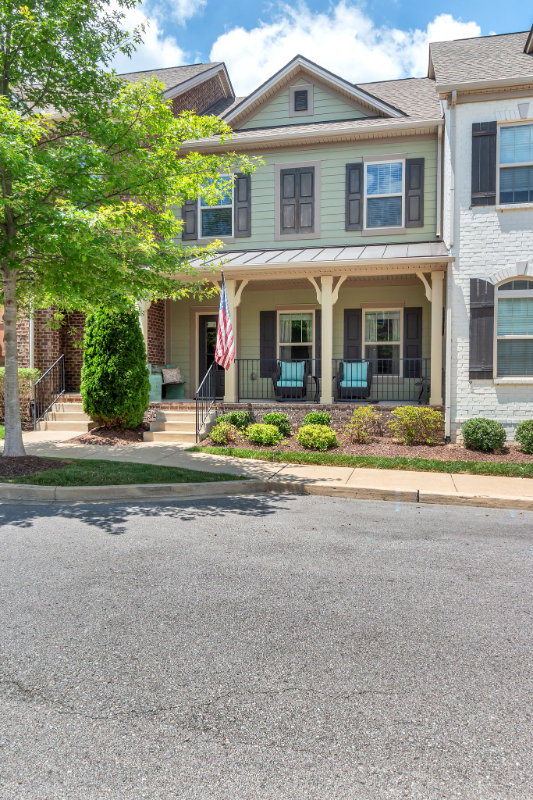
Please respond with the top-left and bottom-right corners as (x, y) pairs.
(436, 75), (533, 94)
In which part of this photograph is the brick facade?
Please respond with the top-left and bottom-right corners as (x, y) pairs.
(147, 300), (166, 365)
(172, 75), (227, 116)
(16, 315), (30, 368)
(61, 311), (85, 392)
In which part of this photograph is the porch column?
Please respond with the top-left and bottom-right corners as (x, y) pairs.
(320, 276), (334, 404)
(137, 300), (151, 360)
(223, 279), (237, 403)
(430, 271), (445, 406)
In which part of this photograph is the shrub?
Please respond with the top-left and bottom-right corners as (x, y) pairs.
(388, 406), (443, 446)
(215, 411), (253, 431)
(296, 424), (338, 451)
(81, 304), (150, 429)
(210, 421), (240, 445)
(0, 367), (40, 421)
(302, 411), (331, 427)
(263, 412), (291, 437)
(515, 420), (533, 454)
(246, 423), (282, 446)
(462, 418), (506, 452)
(343, 406), (381, 444)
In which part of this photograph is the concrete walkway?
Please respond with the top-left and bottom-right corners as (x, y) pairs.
(4, 430), (533, 509)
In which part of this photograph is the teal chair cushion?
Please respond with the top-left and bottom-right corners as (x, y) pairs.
(277, 380), (303, 388)
(342, 361), (368, 385)
(340, 379), (367, 388)
(279, 360), (306, 383)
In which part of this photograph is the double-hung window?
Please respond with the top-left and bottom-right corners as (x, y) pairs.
(496, 280), (533, 376)
(279, 312), (313, 360)
(199, 175), (233, 238)
(364, 161), (404, 229)
(499, 124), (533, 205)
(364, 309), (401, 373)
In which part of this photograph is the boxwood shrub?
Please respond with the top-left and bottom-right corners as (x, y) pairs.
(462, 417), (506, 452)
(296, 424), (338, 451)
(387, 406), (443, 446)
(246, 423), (282, 446)
(262, 412), (291, 437)
(302, 411), (332, 427)
(210, 421), (239, 445)
(515, 420), (533, 454)
(215, 411), (253, 431)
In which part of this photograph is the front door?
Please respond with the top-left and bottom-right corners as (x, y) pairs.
(199, 315), (225, 398)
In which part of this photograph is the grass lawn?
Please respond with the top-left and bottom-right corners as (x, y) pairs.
(190, 446), (533, 479)
(0, 426), (4, 439)
(0, 458), (246, 487)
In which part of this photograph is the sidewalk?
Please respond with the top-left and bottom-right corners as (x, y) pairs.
(3, 430), (533, 510)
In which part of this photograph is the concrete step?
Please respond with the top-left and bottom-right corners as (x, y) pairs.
(155, 411), (196, 423)
(46, 412), (90, 422)
(53, 402), (84, 413)
(143, 430), (200, 443)
(37, 420), (92, 432)
(150, 421), (196, 433)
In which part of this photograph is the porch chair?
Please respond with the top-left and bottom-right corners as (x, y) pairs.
(273, 360), (310, 401)
(148, 364), (186, 401)
(335, 360), (372, 401)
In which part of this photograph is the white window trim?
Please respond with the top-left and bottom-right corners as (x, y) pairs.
(494, 280), (533, 379)
(496, 120), (533, 208)
(363, 159), (405, 232)
(363, 307), (403, 378)
(277, 309), (315, 360)
(289, 84), (314, 118)
(197, 173), (234, 241)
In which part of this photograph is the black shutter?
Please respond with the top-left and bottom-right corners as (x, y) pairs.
(344, 309), (362, 359)
(405, 158), (424, 227)
(404, 307), (422, 378)
(315, 308), (321, 377)
(280, 169), (298, 235)
(298, 167), (315, 234)
(181, 198), (197, 240)
(345, 163), (363, 230)
(234, 173), (251, 237)
(280, 167), (315, 235)
(469, 279), (494, 379)
(260, 310), (277, 378)
(472, 122), (497, 206)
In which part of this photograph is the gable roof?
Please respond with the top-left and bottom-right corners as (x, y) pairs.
(356, 77), (441, 120)
(118, 62), (234, 101)
(429, 31), (533, 90)
(223, 55), (404, 126)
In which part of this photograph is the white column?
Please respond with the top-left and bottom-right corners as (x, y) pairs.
(137, 300), (151, 361)
(223, 279), (237, 402)
(320, 276), (334, 404)
(430, 271), (445, 406)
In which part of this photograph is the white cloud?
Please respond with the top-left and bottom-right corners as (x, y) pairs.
(110, 3), (188, 73)
(171, 0), (207, 25)
(209, 3), (481, 95)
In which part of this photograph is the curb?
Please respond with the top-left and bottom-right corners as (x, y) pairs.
(0, 479), (532, 510)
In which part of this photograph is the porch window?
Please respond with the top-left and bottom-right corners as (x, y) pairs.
(496, 280), (533, 375)
(364, 161), (404, 229)
(364, 309), (401, 373)
(499, 124), (533, 205)
(279, 312), (313, 360)
(199, 175), (233, 237)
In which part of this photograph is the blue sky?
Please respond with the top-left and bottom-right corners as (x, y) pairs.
(111, 0), (532, 95)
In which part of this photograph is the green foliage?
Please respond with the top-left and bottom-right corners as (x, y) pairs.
(215, 411), (253, 431)
(515, 420), (533, 454)
(210, 421), (240, 445)
(296, 424), (339, 451)
(246, 423), (282, 446)
(462, 418), (506, 452)
(262, 412), (291, 437)
(388, 406), (443, 446)
(343, 406), (381, 444)
(0, 367), (40, 421)
(81, 305), (150, 429)
(302, 411), (332, 427)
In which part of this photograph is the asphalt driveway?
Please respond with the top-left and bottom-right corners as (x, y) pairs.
(1, 496), (532, 799)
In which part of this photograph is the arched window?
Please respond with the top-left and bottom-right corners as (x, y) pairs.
(496, 279), (533, 376)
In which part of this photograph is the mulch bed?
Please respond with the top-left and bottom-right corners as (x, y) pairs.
(200, 435), (533, 463)
(68, 425), (148, 446)
(0, 456), (72, 478)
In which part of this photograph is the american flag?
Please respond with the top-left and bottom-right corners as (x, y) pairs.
(215, 275), (235, 370)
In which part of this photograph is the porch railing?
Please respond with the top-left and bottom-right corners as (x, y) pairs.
(332, 358), (431, 404)
(195, 361), (216, 442)
(236, 358), (321, 402)
(33, 354), (65, 429)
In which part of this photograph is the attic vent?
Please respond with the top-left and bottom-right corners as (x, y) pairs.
(294, 90), (308, 112)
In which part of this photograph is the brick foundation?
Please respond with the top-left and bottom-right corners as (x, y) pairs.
(147, 300), (166, 365)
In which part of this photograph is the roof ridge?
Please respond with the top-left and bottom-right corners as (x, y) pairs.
(116, 62), (221, 77)
(430, 30), (528, 47)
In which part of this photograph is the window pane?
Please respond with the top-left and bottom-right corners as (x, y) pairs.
(497, 339), (533, 376)
(497, 298), (533, 335)
(366, 344), (400, 373)
(500, 125), (533, 165)
(201, 208), (232, 237)
(280, 345), (312, 361)
(499, 280), (533, 291)
(365, 311), (401, 342)
(366, 162), (402, 195)
(200, 177), (233, 207)
(279, 313), (312, 344)
(500, 165), (533, 204)
(367, 196), (402, 228)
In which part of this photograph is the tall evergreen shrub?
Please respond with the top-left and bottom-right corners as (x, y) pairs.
(81, 305), (150, 428)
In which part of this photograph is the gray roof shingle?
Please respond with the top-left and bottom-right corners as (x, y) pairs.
(356, 77), (440, 119)
(205, 96), (247, 117)
(430, 31), (533, 87)
(118, 62), (222, 93)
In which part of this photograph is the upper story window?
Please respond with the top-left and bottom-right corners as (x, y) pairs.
(496, 279), (533, 376)
(364, 161), (404, 229)
(199, 175), (233, 238)
(289, 84), (313, 118)
(499, 124), (533, 205)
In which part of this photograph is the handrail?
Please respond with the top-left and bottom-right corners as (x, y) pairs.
(33, 354), (66, 429)
(195, 362), (216, 443)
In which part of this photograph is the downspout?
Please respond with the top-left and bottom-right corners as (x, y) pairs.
(436, 125), (443, 239)
(29, 306), (35, 370)
(444, 90), (456, 442)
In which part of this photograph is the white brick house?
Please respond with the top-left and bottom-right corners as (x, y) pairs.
(431, 28), (533, 440)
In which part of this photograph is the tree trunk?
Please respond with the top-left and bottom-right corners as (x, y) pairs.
(2, 267), (25, 456)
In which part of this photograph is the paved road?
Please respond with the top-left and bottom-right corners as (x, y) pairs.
(1, 496), (532, 800)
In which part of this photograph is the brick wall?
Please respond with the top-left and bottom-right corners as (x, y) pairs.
(172, 75), (227, 116)
(443, 94), (533, 440)
(147, 300), (166, 365)
(34, 308), (62, 374)
(16, 315), (30, 368)
(61, 311), (85, 392)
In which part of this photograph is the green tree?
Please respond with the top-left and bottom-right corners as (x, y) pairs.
(81, 304), (150, 429)
(0, 0), (256, 455)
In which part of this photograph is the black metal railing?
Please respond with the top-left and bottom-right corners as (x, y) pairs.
(33, 354), (66, 429)
(195, 362), (216, 442)
(236, 358), (321, 402)
(332, 358), (431, 403)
